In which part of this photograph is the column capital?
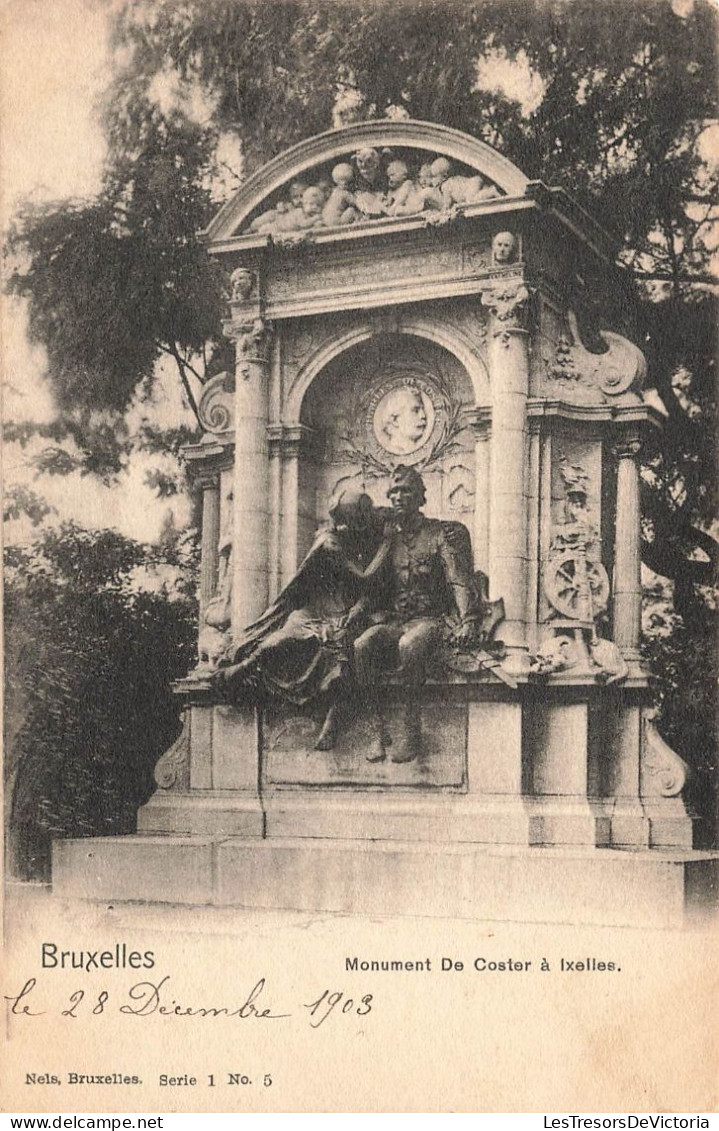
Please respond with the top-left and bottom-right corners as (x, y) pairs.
(612, 431), (643, 461)
(195, 469), (221, 491)
(466, 405), (492, 438)
(480, 279), (532, 345)
(267, 423), (317, 459)
(223, 317), (274, 377)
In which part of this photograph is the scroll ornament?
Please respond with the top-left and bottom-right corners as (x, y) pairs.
(198, 371), (235, 434)
(642, 710), (689, 798)
(545, 311), (647, 398)
(154, 714), (191, 790)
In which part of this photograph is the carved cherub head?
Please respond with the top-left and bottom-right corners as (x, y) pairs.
(288, 180), (309, 207)
(418, 163), (433, 188)
(301, 186), (325, 216)
(492, 231), (518, 264)
(429, 157), (451, 186)
(353, 147), (381, 184)
(386, 160), (409, 189)
(331, 162), (354, 189)
(316, 176), (333, 201)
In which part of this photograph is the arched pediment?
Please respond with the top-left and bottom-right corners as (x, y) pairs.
(204, 119), (529, 243)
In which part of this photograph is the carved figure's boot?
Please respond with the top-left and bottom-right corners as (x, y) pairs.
(366, 702), (391, 763)
(393, 698), (422, 763)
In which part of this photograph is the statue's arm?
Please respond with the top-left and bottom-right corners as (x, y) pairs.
(440, 522), (479, 622)
(344, 536), (392, 580)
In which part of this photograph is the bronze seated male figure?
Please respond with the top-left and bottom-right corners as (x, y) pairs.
(353, 465), (481, 764)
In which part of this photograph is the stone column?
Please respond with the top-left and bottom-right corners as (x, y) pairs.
(280, 430), (301, 588)
(198, 472), (221, 622)
(267, 427), (283, 601)
(612, 432), (642, 661)
(480, 281), (531, 669)
(229, 319), (273, 634)
(525, 419), (542, 652)
(470, 410), (491, 574)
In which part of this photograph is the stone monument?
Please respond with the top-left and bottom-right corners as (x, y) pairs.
(54, 120), (717, 927)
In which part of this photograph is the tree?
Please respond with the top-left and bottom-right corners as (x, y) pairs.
(4, 0), (717, 831)
(4, 523), (198, 880)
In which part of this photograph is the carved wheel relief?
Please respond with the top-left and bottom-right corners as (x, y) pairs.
(544, 550), (610, 622)
(544, 454), (609, 625)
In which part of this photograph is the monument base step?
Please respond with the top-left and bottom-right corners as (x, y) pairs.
(52, 835), (718, 930)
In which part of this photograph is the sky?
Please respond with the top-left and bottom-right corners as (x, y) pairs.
(1, 0), (193, 543)
(0, 0), (109, 209)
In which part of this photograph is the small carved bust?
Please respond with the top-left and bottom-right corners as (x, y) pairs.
(492, 231), (518, 264)
(230, 267), (255, 303)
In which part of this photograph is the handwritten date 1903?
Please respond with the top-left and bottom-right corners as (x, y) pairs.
(304, 989), (373, 1028)
(4, 977), (373, 1030)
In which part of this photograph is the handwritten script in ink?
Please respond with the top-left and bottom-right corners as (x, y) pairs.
(5, 977), (374, 1029)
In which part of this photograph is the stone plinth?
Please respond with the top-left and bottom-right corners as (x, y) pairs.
(53, 836), (719, 930)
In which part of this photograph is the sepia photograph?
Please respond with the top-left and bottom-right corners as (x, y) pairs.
(2, 0), (717, 1115)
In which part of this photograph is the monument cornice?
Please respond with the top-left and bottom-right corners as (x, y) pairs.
(181, 439), (234, 473)
(526, 398), (664, 430)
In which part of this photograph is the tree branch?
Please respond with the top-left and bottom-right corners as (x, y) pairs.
(157, 342), (201, 421)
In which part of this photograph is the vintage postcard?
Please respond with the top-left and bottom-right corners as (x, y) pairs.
(2, 0), (717, 1115)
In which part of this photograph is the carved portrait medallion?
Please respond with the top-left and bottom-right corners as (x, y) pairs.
(365, 374), (442, 465)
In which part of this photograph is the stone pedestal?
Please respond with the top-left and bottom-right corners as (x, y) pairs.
(53, 836), (719, 930)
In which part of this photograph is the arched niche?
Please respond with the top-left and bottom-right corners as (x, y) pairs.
(290, 333), (487, 568)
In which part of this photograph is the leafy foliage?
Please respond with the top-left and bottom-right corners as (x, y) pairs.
(642, 605), (717, 844)
(4, 524), (198, 880)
